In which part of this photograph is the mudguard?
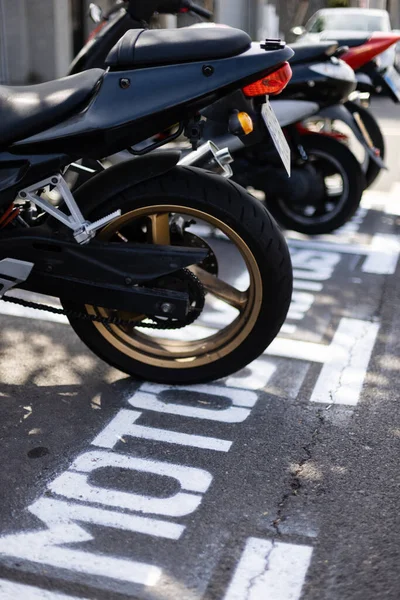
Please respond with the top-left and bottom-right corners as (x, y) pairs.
(318, 104), (386, 169)
(74, 151), (181, 216)
(270, 100), (320, 127)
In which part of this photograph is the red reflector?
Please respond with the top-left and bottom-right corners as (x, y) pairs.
(243, 62), (292, 97)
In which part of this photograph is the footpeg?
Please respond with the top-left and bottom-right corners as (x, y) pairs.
(73, 210), (122, 244)
(0, 259), (34, 297)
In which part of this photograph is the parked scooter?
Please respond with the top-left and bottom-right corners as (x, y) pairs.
(300, 32), (400, 188)
(0, 24), (295, 384)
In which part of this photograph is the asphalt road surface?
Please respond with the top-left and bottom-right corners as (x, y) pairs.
(0, 98), (399, 600)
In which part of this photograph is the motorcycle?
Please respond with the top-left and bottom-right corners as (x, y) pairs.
(205, 41), (366, 235)
(301, 32), (400, 188)
(66, 2), (369, 234)
(0, 24), (294, 384)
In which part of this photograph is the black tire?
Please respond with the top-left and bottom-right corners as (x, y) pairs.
(62, 166), (292, 385)
(265, 133), (366, 235)
(346, 101), (385, 189)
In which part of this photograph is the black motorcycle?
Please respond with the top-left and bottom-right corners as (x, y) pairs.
(67, 1), (368, 235)
(0, 24), (293, 384)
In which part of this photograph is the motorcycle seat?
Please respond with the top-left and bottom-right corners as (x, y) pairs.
(0, 69), (104, 148)
(105, 26), (252, 69)
(289, 42), (339, 65)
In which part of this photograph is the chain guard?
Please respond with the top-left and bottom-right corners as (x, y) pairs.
(1, 269), (205, 331)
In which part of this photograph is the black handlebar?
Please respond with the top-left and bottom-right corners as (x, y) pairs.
(122, 0), (212, 22)
(181, 1), (213, 19)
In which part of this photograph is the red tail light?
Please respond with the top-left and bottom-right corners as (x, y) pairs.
(243, 62), (292, 97)
(341, 33), (400, 70)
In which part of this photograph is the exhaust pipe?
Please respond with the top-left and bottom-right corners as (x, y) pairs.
(178, 141), (234, 178)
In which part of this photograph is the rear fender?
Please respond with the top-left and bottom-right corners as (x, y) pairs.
(270, 99), (320, 127)
(318, 104), (386, 168)
(74, 151), (181, 216)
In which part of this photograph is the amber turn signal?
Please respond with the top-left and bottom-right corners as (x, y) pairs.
(229, 112), (254, 136)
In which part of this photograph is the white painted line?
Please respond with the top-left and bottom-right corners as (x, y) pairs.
(293, 280), (323, 292)
(266, 338), (329, 363)
(289, 237), (400, 275)
(226, 359), (276, 390)
(280, 324), (297, 335)
(310, 318), (380, 405)
(92, 408), (232, 452)
(224, 538), (313, 600)
(289, 239), (373, 255)
(0, 579), (90, 599)
(362, 234), (400, 275)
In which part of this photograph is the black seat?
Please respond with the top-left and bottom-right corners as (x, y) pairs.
(0, 69), (104, 148)
(105, 26), (252, 69)
(289, 42), (339, 65)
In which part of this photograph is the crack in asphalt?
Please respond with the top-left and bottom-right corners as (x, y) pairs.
(271, 319), (375, 537)
(272, 409), (325, 537)
(330, 319), (376, 406)
(244, 541), (276, 599)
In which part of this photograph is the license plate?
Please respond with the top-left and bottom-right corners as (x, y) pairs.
(382, 66), (400, 102)
(262, 101), (291, 176)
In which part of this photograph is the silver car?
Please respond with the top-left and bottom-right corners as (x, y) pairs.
(292, 8), (395, 69)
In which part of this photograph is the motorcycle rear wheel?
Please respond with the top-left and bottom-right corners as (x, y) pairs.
(265, 134), (366, 235)
(62, 166), (292, 384)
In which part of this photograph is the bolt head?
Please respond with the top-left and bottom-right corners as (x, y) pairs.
(202, 65), (214, 77)
(120, 78), (131, 89)
(160, 303), (174, 314)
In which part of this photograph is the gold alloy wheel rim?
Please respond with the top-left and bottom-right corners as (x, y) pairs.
(86, 205), (263, 369)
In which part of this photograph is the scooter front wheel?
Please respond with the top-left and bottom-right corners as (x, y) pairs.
(61, 166), (292, 384)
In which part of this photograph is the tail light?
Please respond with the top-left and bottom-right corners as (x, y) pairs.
(341, 33), (400, 70)
(243, 62), (292, 97)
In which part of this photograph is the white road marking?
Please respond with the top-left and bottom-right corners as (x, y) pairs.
(92, 408), (232, 452)
(224, 538), (313, 600)
(0, 580), (90, 599)
(0, 524), (161, 587)
(266, 338), (329, 363)
(130, 383), (258, 423)
(280, 323), (297, 335)
(289, 236), (400, 275)
(226, 359), (276, 390)
(362, 234), (400, 275)
(30, 497), (184, 540)
(310, 318), (380, 405)
(293, 280), (323, 292)
(50, 450), (212, 517)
